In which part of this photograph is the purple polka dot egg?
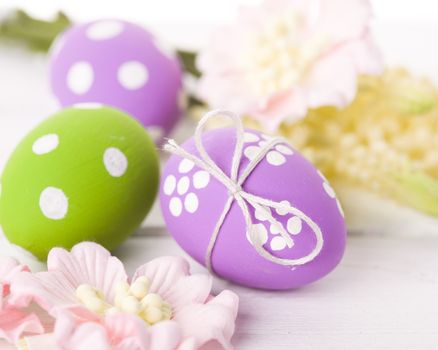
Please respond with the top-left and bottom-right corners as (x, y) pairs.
(160, 127), (347, 290)
(49, 19), (185, 143)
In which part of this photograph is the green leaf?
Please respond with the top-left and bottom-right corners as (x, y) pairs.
(392, 171), (438, 216)
(0, 9), (72, 52)
(177, 50), (201, 78)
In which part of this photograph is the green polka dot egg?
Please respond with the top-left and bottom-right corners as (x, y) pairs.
(0, 105), (159, 260)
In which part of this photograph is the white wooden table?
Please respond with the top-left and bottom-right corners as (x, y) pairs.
(1, 20), (438, 349)
(118, 233), (438, 350)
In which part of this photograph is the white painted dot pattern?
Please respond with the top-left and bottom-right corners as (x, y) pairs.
(117, 61), (149, 90)
(104, 148), (128, 177)
(242, 132), (294, 167)
(32, 134), (59, 155)
(164, 159), (211, 216)
(86, 20), (124, 40)
(39, 187), (68, 220)
(67, 62), (94, 95)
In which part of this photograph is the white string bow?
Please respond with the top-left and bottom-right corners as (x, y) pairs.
(164, 110), (324, 273)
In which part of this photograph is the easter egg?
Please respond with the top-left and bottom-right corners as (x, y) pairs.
(160, 127), (346, 290)
(49, 19), (185, 143)
(0, 105), (159, 260)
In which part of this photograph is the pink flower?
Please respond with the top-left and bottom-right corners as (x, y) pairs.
(9, 242), (239, 350)
(0, 256), (44, 343)
(197, 0), (383, 131)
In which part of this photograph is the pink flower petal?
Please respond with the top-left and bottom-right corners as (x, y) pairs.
(104, 314), (150, 348)
(176, 338), (197, 350)
(251, 90), (308, 131)
(304, 48), (358, 108)
(59, 321), (112, 350)
(0, 256), (28, 308)
(0, 340), (15, 349)
(0, 256), (23, 280)
(0, 284), (4, 311)
(47, 242), (128, 304)
(20, 333), (61, 350)
(56, 315), (183, 350)
(9, 271), (78, 311)
(147, 321), (181, 350)
(315, 0), (373, 44)
(167, 274), (213, 312)
(196, 27), (245, 75)
(173, 290), (239, 350)
(9, 242), (127, 312)
(0, 308), (44, 343)
(342, 31), (384, 75)
(132, 257), (189, 293)
(9, 243), (127, 315)
(133, 257), (212, 310)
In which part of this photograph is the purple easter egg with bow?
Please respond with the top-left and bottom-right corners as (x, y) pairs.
(160, 125), (347, 290)
(49, 19), (185, 143)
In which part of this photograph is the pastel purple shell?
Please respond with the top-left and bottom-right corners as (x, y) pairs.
(160, 128), (347, 290)
(49, 19), (184, 142)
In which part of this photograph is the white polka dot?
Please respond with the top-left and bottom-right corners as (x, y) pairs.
(258, 140), (268, 148)
(287, 216), (302, 235)
(67, 61), (94, 95)
(32, 134), (59, 155)
(178, 159), (194, 173)
(251, 224), (268, 245)
(243, 132), (260, 143)
(177, 176), (190, 195)
(163, 175), (176, 196)
(169, 197), (182, 217)
(270, 223), (281, 235)
(266, 151), (286, 166)
(271, 236), (290, 251)
(39, 187), (68, 220)
(147, 126), (164, 142)
(118, 61), (149, 90)
(193, 171), (210, 189)
(275, 144), (294, 155)
(323, 182), (336, 198)
(255, 206), (271, 222)
(86, 20), (124, 40)
(73, 102), (103, 109)
(275, 200), (291, 216)
(184, 193), (199, 213)
(244, 146), (260, 160)
(104, 147), (128, 177)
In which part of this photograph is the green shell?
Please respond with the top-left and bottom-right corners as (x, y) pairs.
(0, 105), (159, 260)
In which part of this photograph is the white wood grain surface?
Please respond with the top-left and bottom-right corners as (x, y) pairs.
(1, 20), (438, 349)
(117, 232), (438, 350)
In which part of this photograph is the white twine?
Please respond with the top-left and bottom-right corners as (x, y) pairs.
(164, 110), (324, 273)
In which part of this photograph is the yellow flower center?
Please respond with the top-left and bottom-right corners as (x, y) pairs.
(75, 277), (172, 325)
(243, 11), (327, 97)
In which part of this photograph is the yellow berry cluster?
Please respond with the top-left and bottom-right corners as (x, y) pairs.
(275, 68), (438, 215)
(190, 68), (438, 215)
